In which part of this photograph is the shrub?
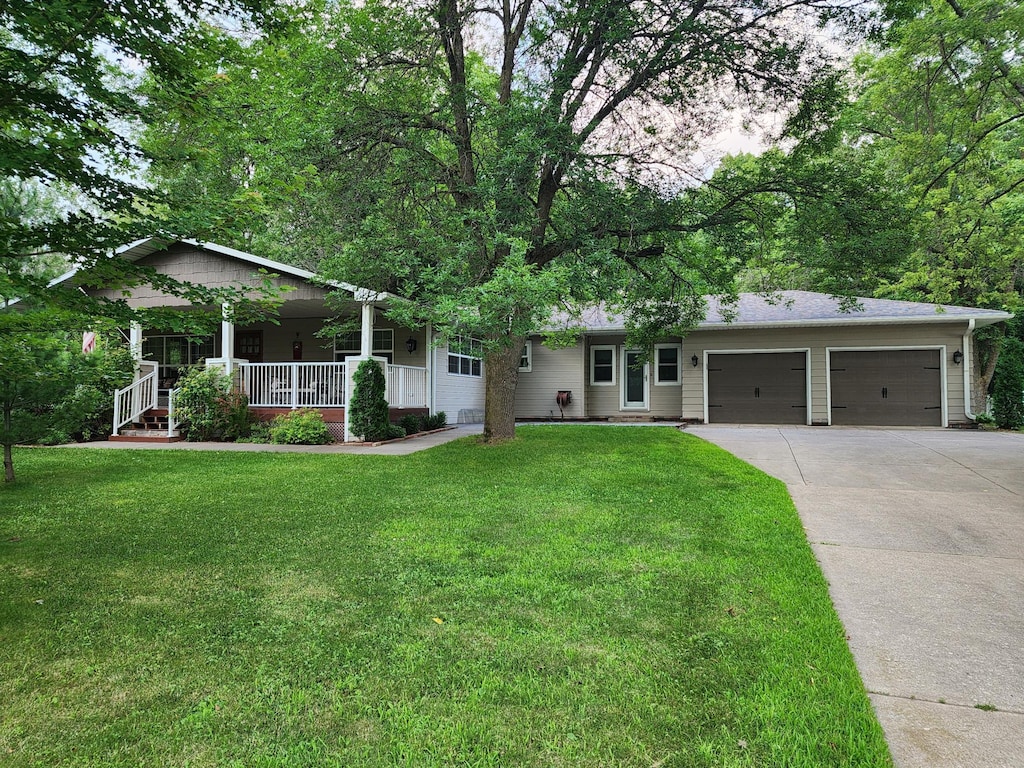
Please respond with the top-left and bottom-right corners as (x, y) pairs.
(269, 409), (332, 445)
(174, 367), (253, 441)
(348, 359), (392, 441)
(992, 337), (1024, 430)
(42, 338), (135, 444)
(423, 411), (447, 431)
(398, 413), (423, 435)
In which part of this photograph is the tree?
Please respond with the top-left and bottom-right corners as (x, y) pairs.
(1, 1), (285, 330)
(991, 335), (1024, 430)
(2, 3), (290, 479)
(147, 0), (889, 442)
(840, 0), (1024, 398)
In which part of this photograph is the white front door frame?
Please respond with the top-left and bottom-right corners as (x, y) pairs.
(620, 348), (650, 410)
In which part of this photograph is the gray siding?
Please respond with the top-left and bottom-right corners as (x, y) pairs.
(433, 343), (486, 420)
(514, 337), (586, 419)
(228, 318), (427, 365)
(512, 323), (972, 424)
(87, 243), (330, 308)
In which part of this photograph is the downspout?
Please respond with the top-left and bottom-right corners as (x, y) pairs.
(963, 318), (977, 420)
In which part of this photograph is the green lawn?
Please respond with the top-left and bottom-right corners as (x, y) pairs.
(0, 426), (892, 767)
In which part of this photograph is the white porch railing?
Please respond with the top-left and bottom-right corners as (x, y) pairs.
(236, 361), (429, 410)
(386, 364), (429, 408)
(239, 362), (349, 408)
(112, 360), (159, 436)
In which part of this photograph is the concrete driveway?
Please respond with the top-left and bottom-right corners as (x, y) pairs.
(688, 426), (1024, 768)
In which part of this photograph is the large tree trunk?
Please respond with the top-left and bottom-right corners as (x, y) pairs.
(482, 336), (524, 442)
(973, 333), (1003, 415)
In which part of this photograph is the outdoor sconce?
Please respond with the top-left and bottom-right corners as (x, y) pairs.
(953, 349), (963, 365)
(691, 354), (699, 368)
(405, 337), (418, 353)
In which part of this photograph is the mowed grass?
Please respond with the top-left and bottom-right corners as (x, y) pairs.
(0, 426), (892, 767)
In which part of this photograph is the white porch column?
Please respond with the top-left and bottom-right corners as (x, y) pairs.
(129, 322), (143, 362)
(346, 290), (380, 441)
(221, 302), (236, 375)
(359, 300), (374, 357)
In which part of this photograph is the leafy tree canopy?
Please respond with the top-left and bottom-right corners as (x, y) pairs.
(1, 0), (286, 335)
(147, 0), (899, 440)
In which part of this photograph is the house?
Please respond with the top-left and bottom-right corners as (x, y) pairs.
(514, 292), (1011, 426)
(52, 238), (486, 440)
(52, 239), (1012, 439)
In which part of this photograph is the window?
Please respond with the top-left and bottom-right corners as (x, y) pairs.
(448, 335), (483, 377)
(590, 345), (616, 385)
(334, 329), (394, 362)
(655, 344), (680, 385)
(519, 340), (532, 372)
(141, 334), (216, 389)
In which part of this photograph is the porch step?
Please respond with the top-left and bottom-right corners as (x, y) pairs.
(110, 407), (182, 442)
(608, 415), (655, 423)
(109, 430), (184, 443)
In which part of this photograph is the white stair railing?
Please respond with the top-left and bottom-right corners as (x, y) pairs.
(112, 361), (159, 436)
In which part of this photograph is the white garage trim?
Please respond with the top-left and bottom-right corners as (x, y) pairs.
(702, 348), (811, 425)
(825, 345), (948, 427)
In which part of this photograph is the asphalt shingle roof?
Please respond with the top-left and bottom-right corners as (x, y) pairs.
(558, 291), (1012, 332)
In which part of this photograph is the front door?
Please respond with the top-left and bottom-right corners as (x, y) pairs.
(622, 350), (649, 409)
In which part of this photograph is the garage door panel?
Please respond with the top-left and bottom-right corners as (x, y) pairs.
(707, 352), (807, 424)
(830, 350), (942, 426)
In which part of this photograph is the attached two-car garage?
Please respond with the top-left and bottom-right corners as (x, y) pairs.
(704, 348), (945, 426)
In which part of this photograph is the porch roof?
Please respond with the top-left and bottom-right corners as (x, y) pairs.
(47, 237), (403, 306)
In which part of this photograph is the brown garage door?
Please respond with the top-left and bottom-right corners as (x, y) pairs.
(707, 352), (808, 424)
(830, 350), (943, 426)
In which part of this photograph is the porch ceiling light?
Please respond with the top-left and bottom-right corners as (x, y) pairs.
(691, 354), (699, 367)
(953, 349), (963, 365)
(406, 336), (418, 353)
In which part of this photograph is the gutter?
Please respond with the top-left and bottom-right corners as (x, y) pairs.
(963, 318), (977, 420)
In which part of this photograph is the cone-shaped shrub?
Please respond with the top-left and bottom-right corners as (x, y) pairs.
(348, 359), (392, 441)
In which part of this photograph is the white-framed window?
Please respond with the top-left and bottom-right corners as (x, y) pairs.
(655, 344), (681, 385)
(141, 334), (216, 389)
(519, 340), (532, 372)
(448, 335), (483, 377)
(334, 329), (394, 362)
(590, 345), (616, 385)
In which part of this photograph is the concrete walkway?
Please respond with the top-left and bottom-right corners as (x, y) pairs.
(68, 424), (484, 455)
(688, 425), (1024, 768)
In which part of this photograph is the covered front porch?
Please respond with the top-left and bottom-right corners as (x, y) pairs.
(114, 292), (432, 440)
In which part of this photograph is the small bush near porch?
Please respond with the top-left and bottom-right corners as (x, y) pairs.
(0, 428), (891, 767)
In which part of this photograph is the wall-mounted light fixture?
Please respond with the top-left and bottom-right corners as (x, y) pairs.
(405, 336), (418, 353)
(691, 354), (699, 368)
(953, 349), (963, 365)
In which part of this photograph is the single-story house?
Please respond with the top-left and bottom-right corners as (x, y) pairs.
(53, 238), (487, 440)
(515, 293), (1011, 427)
(48, 239), (1012, 439)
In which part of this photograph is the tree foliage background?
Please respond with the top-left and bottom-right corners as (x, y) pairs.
(145, 0), (908, 439)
